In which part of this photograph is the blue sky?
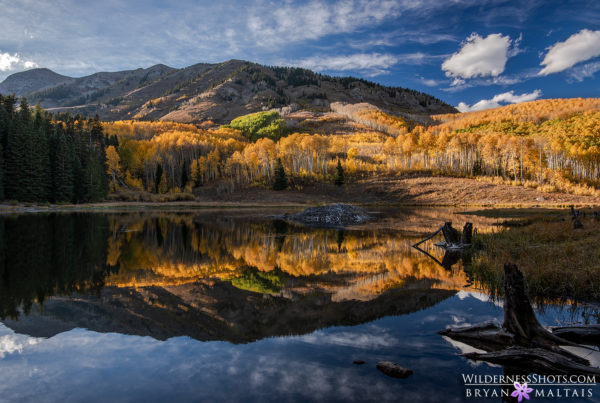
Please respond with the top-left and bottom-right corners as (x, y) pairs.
(0, 0), (599, 110)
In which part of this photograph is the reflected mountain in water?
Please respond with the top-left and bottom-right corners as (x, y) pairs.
(5, 279), (455, 343)
(0, 212), (470, 342)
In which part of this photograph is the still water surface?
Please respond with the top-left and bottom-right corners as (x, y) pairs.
(0, 209), (597, 402)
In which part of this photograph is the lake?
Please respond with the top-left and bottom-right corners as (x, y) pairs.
(0, 209), (597, 402)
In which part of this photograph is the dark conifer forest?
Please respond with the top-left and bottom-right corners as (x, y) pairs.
(0, 95), (111, 203)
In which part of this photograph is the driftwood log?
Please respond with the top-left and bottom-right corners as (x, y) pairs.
(440, 263), (600, 375)
(413, 222), (473, 250)
(413, 222), (474, 270)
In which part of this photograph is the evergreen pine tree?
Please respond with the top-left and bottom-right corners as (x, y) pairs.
(273, 158), (288, 190)
(53, 131), (74, 202)
(83, 152), (104, 202)
(18, 98), (30, 127)
(5, 109), (27, 200)
(0, 143), (4, 200)
(334, 159), (344, 186)
(0, 97), (9, 150)
(34, 127), (51, 201)
(71, 151), (84, 203)
(70, 125), (85, 203)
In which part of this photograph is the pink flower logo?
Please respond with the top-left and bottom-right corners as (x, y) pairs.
(511, 382), (533, 402)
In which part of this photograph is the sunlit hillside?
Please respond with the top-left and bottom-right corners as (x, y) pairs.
(432, 98), (600, 128)
(98, 98), (600, 200)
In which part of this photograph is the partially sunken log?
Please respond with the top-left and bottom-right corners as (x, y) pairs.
(439, 322), (514, 352)
(551, 325), (600, 346)
(462, 347), (599, 376)
(440, 263), (600, 375)
(414, 222), (473, 251)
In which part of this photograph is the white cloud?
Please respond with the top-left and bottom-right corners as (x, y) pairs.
(399, 52), (447, 65)
(0, 53), (21, 71)
(0, 51), (38, 72)
(539, 29), (600, 76)
(417, 76), (441, 87)
(288, 53), (399, 76)
(298, 327), (399, 349)
(507, 33), (524, 57)
(0, 325), (42, 358)
(456, 89), (542, 112)
(247, 0), (402, 47)
(442, 33), (516, 83)
(569, 61), (600, 82)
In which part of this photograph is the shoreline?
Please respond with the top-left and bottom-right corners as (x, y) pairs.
(1, 175), (598, 213)
(1, 200), (598, 215)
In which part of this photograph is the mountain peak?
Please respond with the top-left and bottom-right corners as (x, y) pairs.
(2, 60), (457, 121)
(0, 68), (73, 97)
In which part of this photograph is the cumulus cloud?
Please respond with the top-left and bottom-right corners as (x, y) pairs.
(0, 52), (38, 72)
(288, 53), (399, 75)
(456, 89), (542, 112)
(442, 33), (517, 84)
(539, 29), (600, 75)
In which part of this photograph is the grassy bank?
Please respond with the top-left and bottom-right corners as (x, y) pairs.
(468, 213), (600, 302)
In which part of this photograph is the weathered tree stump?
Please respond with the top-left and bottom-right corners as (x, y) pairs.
(571, 206), (583, 229)
(461, 222), (473, 245)
(441, 222), (461, 246)
(440, 263), (600, 375)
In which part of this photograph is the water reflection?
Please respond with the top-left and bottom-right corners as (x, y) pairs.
(0, 214), (113, 319)
(0, 210), (598, 402)
(0, 211), (472, 342)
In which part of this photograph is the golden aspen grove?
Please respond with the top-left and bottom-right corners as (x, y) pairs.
(103, 98), (600, 199)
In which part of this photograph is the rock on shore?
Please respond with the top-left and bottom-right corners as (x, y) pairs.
(376, 361), (413, 379)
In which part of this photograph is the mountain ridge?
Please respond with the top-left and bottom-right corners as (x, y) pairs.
(0, 60), (457, 123)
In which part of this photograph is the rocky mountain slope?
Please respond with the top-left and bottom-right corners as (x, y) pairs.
(0, 68), (73, 96)
(0, 60), (456, 123)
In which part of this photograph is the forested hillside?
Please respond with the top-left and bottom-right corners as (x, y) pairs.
(0, 94), (110, 203)
(1, 96), (599, 204)
(101, 98), (600, 199)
